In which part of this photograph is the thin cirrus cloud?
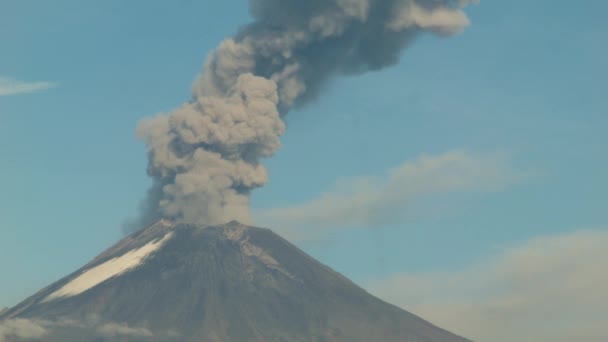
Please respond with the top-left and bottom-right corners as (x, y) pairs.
(366, 229), (608, 342)
(256, 150), (524, 241)
(0, 76), (57, 96)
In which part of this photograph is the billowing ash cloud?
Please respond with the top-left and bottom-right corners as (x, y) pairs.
(127, 0), (477, 231)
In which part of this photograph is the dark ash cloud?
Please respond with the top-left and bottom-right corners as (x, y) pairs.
(126, 0), (477, 231)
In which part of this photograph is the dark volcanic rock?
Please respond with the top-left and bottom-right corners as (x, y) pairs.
(0, 221), (472, 342)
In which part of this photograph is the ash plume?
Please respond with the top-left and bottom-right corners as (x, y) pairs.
(127, 0), (477, 231)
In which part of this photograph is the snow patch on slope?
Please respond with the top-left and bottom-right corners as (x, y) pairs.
(241, 242), (280, 268)
(223, 224), (246, 241)
(43, 233), (173, 302)
(222, 225), (293, 279)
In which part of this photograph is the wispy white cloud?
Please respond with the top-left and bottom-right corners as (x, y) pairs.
(0, 318), (158, 341)
(366, 230), (608, 342)
(0, 319), (48, 342)
(0, 76), (57, 96)
(256, 150), (523, 240)
(95, 322), (153, 338)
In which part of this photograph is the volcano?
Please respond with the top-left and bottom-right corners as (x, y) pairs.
(0, 221), (471, 341)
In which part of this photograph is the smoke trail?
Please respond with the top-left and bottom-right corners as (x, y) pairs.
(126, 0), (477, 231)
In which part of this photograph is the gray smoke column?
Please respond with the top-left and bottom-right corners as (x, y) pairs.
(127, 0), (477, 230)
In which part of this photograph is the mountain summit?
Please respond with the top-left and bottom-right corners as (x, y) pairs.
(0, 221), (471, 341)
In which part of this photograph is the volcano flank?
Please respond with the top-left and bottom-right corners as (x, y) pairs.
(0, 221), (471, 341)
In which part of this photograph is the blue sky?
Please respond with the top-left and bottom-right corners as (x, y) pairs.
(1, 1), (607, 340)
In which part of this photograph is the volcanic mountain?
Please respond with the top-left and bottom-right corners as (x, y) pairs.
(0, 221), (471, 341)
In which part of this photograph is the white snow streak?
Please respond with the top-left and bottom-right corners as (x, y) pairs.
(43, 233), (173, 302)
